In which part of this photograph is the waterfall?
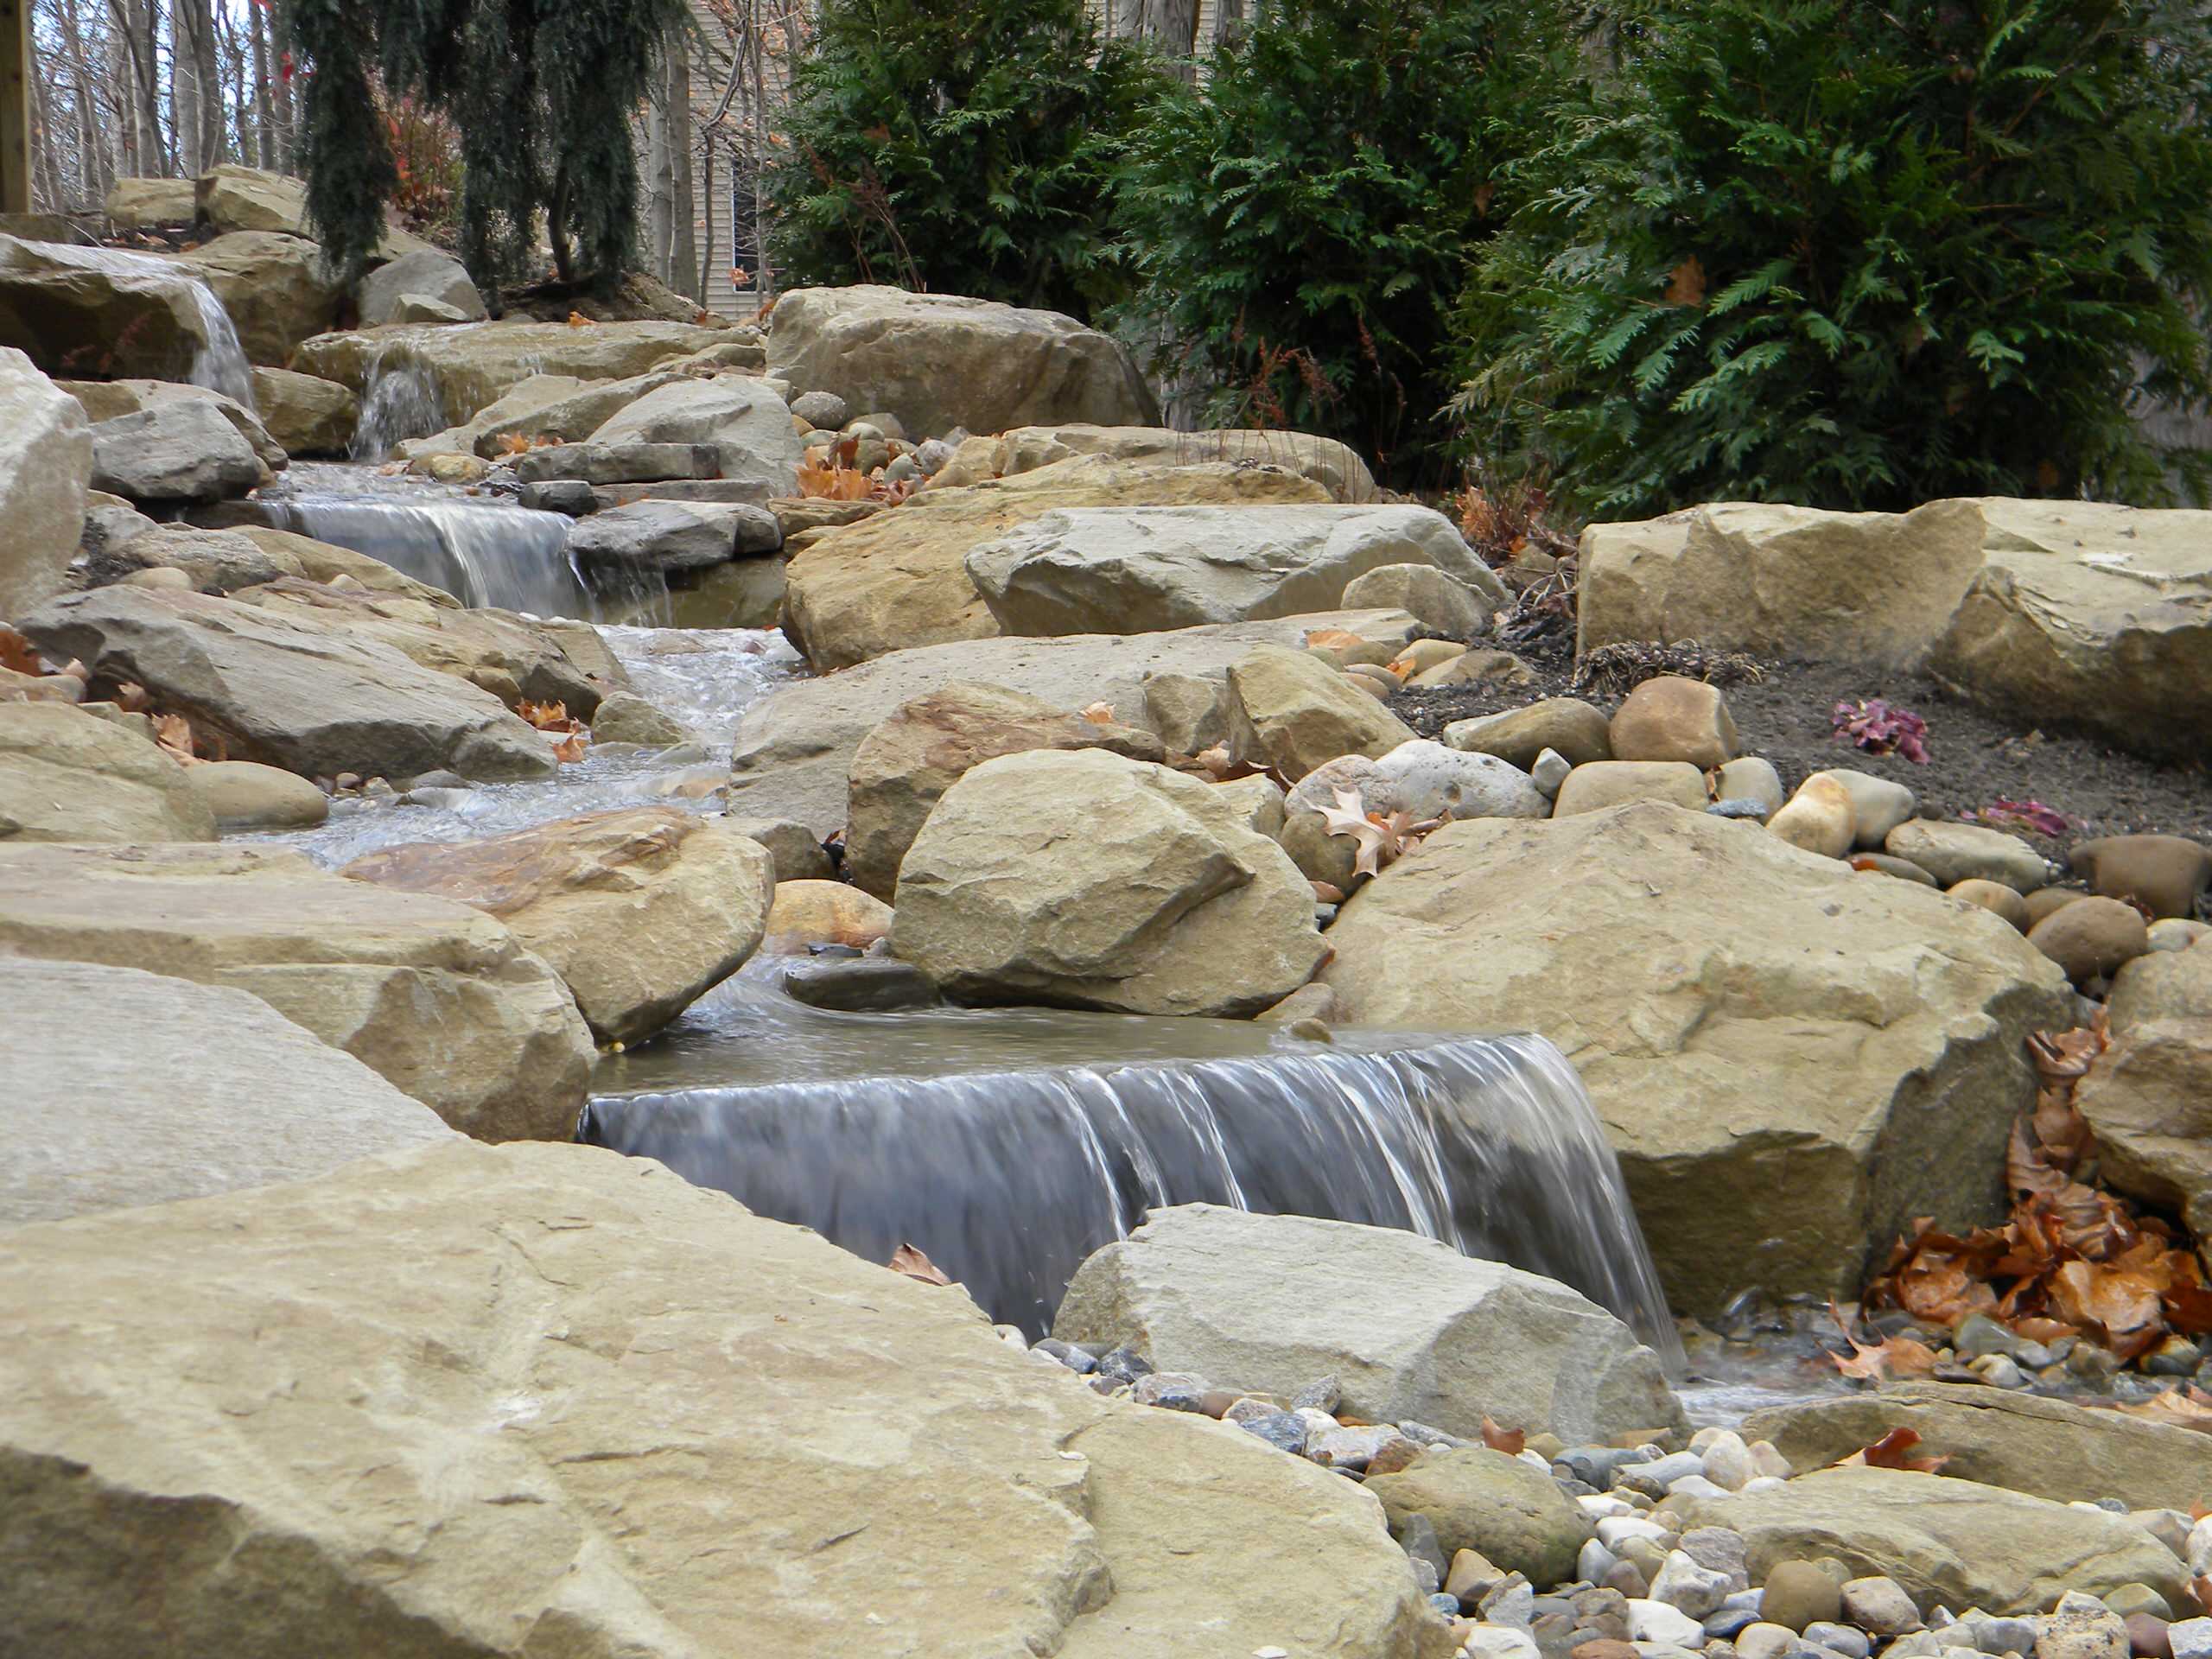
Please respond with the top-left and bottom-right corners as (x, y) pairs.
(582, 1016), (1681, 1360)
(350, 351), (447, 460)
(6, 241), (256, 410)
(267, 495), (597, 619)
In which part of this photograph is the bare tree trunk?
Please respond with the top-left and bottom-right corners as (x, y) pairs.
(667, 27), (696, 302)
(645, 61), (673, 282)
(111, 0), (163, 174)
(248, 0), (273, 168)
(190, 0), (221, 166)
(696, 139), (715, 308)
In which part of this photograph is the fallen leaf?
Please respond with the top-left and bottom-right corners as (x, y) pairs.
(550, 731), (588, 764)
(1311, 880), (1345, 904)
(0, 626), (40, 676)
(112, 681), (153, 713)
(152, 712), (198, 764)
(1479, 1416), (1526, 1456)
(566, 309), (591, 328)
(887, 1243), (951, 1287)
(495, 432), (534, 457)
(1827, 1300), (1940, 1382)
(1079, 701), (1116, 725)
(1837, 1427), (1949, 1474)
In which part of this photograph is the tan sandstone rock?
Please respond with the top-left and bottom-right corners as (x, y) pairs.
(0, 700), (215, 842)
(844, 681), (1164, 900)
(1319, 804), (2071, 1313)
(1607, 676), (1740, 769)
(343, 808), (774, 1047)
(0, 842), (593, 1140)
(0, 1139), (1449, 1658)
(782, 456), (1330, 670)
(2079, 945), (2212, 1233)
(1226, 643), (1414, 779)
(1551, 760), (1707, 817)
(764, 879), (895, 951)
(891, 747), (1325, 1016)
(0, 346), (92, 620)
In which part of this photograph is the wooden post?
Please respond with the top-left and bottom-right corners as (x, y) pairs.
(0, 0), (29, 214)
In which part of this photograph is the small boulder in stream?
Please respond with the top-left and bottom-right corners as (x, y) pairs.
(1054, 1204), (1684, 1445)
(342, 807), (775, 1047)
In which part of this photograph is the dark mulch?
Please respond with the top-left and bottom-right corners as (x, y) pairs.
(1389, 616), (2212, 863)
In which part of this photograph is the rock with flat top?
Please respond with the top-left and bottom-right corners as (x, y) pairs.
(1226, 643), (1414, 779)
(0, 842), (592, 1139)
(1, 956), (455, 1226)
(0, 700), (214, 842)
(0, 1139), (1452, 1658)
(1055, 1204), (1681, 1445)
(89, 401), (262, 505)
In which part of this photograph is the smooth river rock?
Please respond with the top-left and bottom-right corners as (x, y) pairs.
(0, 1139), (1450, 1658)
(890, 747), (1325, 1016)
(1055, 1204), (1683, 1444)
(0, 842), (593, 1141)
(1318, 804), (2072, 1314)
(2, 956), (454, 1226)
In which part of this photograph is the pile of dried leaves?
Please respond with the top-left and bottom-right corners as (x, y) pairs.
(519, 699), (588, 764)
(797, 433), (920, 505)
(1572, 639), (1767, 699)
(1861, 1017), (2212, 1370)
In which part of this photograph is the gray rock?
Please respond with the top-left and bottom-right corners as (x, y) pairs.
(1840, 1576), (1923, 1636)
(968, 504), (1498, 636)
(1365, 1447), (1595, 1584)
(587, 377), (801, 496)
(2, 956), (454, 1225)
(566, 499), (781, 573)
(18, 586), (556, 783)
(1341, 560), (1503, 638)
(358, 249), (486, 327)
(89, 401), (262, 504)
(512, 442), (722, 486)
(788, 390), (848, 429)
(518, 479), (598, 516)
(1886, 819), (2050, 892)
(588, 691), (690, 747)
(1053, 1204), (1682, 1445)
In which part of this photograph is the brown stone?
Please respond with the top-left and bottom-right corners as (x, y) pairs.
(1551, 761), (1707, 817)
(2026, 887), (2090, 927)
(843, 681), (1164, 900)
(1607, 676), (1741, 769)
(2069, 836), (2212, 922)
(764, 880), (894, 951)
(1445, 698), (1614, 769)
(1949, 879), (2031, 931)
(2029, 896), (2152, 986)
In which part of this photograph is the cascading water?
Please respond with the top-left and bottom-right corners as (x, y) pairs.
(13, 242), (256, 410)
(349, 351), (447, 461)
(582, 974), (1681, 1361)
(265, 491), (595, 618)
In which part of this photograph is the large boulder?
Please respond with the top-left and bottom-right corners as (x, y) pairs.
(0, 1139), (1450, 1658)
(250, 366), (358, 455)
(967, 504), (1507, 637)
(0, 346), (91, 619)
(1056, 1205), (1683, 1444)
(1927, 499), (2212, 762)
(61, 377), (286, 474)
(587, 377), (802, 494)
(1579, 498), (2212, 762)
(1226, 642), (1415, 779)
(463, 370), (685, 458)
(784, 454), (1330, 671)
(565, 499), (782, 575)
(0, 234), (211, 382)
(292, 321), (740, 426)
(0, 842), (594, 1140)
(769, 285), (1159, 438)
(1741, 1383), (2212, 1512)
(727, 608), (1421, 835)
(978, 423), (1378, 500)
(844, 680), (1166, 899)
(228, 577), (613, 716)
(1675, 1467), (2192, 1617)
(175, 231), (346, 365)
(0, 701), (215, 842)
(1319, 804), (2073, 1315)
(2078, 944), (2212, 1233)
(1578, 500), (1989, 667)
(18, 586), (560, 783)
(100, 175), (196, 229)
(194, 163), (308, 234)
(87, 400), (264, 505)
(3, 956), (454, 1227)
(357, 248), (486, 327)
(341, 808), (774, 1046)
(890, 747), (1325, 1015)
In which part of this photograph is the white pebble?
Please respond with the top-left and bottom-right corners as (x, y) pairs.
(1650, 1548), (1732, 1618)
(1666, 1474), (1732, 1501)
(1747, 1440), (1794, 1482)
(1628, 1597), (1707, 1646)
(1700, 1430), (1756, 1491)
(1580, 1494), (1637, 1520)
(1599, 1515), (1670, 1549)
(1459, 1629), (1541, 1659)
(1737, 1624), (1796, 1659)
(1515, 1447), (1552, 1472)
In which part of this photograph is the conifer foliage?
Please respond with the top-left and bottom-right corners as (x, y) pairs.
(762, 0), (1156, 320)
(283, 0), (683, 293)
(1454, 0), (2212, 516)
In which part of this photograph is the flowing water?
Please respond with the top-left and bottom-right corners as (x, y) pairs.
(14, 242), (257, 410)
(584, 963), (1684, 1358)
(350, 353), (448, 461)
